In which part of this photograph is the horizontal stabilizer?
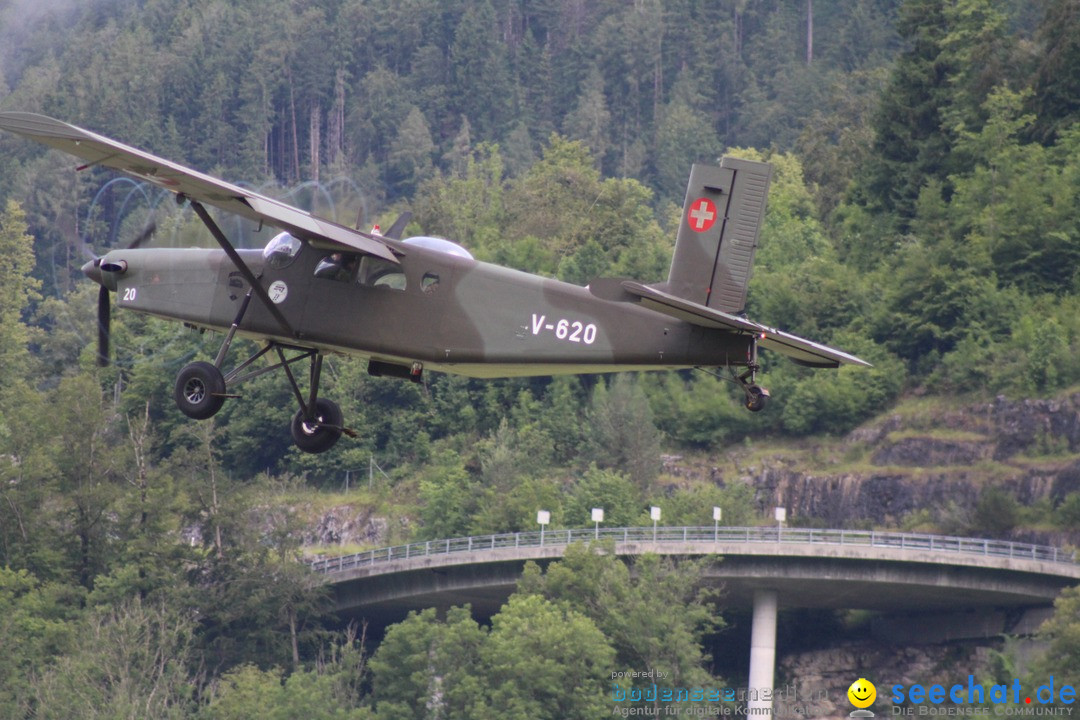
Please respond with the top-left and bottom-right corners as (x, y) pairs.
(621, 281), (870, 368)
(0, 112), (398, 263)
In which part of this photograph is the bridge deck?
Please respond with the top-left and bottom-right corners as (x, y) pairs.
(310, 527), (1080, 625)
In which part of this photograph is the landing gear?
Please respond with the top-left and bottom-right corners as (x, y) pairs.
(169, 289), (347, 453)
(169, 200), (350, 453)
(743, 383), (770, 412)
(694, 338), (773, 413)
(277, 347), (345, 454)
(737, 339), (770, 413)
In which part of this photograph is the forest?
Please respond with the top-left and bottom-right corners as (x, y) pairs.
(3, 0), (1080, 716)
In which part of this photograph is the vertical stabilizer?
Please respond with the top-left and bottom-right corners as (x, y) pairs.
(661, 157), (772, 313)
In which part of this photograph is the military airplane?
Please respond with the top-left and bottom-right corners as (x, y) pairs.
(0, 112), (868, 453)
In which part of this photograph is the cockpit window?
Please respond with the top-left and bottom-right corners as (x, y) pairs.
(315, 252), (359, 282)
(359, 256), (407, 290)
(263, 232), (303, 269)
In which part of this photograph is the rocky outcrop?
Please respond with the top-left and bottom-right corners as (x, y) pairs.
(777, 641), (1001, 718)
(870, 435), (993, 467)
(302, 505), (390, 548)
(669, 392), (1080, 542)
(992, 394), (1080, 458)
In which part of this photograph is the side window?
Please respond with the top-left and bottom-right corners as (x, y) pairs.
(314, 253), (359, 282)
(359, 257), (407, 291)
(421, 272), (440, 294)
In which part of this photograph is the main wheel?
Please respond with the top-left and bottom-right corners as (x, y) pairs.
(174, 361), (226, 419)
(744, 385), (770, 412)
(290, 398), (344, 454)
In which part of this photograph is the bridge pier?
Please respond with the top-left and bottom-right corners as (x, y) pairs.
(748, 588), (778, 716)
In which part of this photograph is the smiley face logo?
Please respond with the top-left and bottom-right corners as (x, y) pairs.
(848, 678), (876, 709)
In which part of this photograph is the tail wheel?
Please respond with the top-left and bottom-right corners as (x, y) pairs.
(290, 398), (344, 454)
(744, 385), (770, 413)
(174, 361), (227, 419)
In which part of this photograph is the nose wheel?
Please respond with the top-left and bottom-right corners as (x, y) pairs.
(174, 361), (227, 419)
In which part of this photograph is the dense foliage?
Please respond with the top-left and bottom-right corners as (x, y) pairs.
(4, 0), (1080, 715)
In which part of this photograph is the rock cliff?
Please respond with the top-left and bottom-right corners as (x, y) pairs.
(669, 392), (1080, 544)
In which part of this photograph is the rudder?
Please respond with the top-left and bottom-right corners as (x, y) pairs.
(662, 157), (772, 314)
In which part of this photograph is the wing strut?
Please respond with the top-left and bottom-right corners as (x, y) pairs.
(187, 198), (294, 337)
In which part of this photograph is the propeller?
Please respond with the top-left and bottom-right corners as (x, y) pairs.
(97, 283), (111, 367)
(82, 221), (156, 367)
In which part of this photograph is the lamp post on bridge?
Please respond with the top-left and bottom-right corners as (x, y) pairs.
(714, 506), (722, 542)
(651, 506), (661, 543)
(591, 507), (604, 540)
(775, 507), (786, 540)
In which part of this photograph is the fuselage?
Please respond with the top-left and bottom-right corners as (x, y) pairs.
(96, 237), (754, 378)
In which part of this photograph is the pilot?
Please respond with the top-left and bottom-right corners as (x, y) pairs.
(314, 252), (357, 281)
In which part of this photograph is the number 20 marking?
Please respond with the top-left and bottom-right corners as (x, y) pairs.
(122, 288), (137, 302)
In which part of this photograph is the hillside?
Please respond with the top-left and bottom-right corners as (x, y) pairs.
(292, 390), (1080, 559)
(4, 0), (1080, 716)
(668, 392), (1080, 541)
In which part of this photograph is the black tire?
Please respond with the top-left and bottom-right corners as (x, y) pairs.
(174, 361), (226, 419)
(744, 385), (769, 413)
(290, 398), (344, 454)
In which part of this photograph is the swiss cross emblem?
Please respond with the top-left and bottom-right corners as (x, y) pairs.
(687, 197), (717, 232)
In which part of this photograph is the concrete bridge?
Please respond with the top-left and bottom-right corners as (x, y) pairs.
(310, 526), (1080, 714)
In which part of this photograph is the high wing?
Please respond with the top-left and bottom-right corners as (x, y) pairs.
(0, 112), (397, 263)
(620, 281), (870, 369)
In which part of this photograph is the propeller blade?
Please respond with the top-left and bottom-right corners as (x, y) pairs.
(79, 238), (98, 262)
(127, 221), (157, 250)
(97, 284), (110, 367)
(384, 211), (413, 240)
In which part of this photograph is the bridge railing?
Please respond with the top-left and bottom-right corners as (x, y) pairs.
(306, 526), (1077, 575)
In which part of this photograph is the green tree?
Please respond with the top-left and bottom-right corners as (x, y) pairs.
(32, 596), (197, 719)
(0, 200), (39, 383)
(0, 568), (80, 715)
(414, 142), (505, 255)
(651, 481), (758, 527)
(563, 64), (612, 167)
(518, 543), (720, 694)
(779, 334), (904, 436)
(653, 70), (722, 204)
(1030, 0), (1080, 144)
(480, 593), (614, 720)
(858, 0), (956, 230)
(469, 418), (562, 533)
(203, 656), (371, 720)
(449, 0), (513, 140)
(563, 465), (642, 529)
(586, 374), (662, 488)
(47, 372), (130, 588)
(388, 106), (436, 197)
(971, 487), (1020, 538)
(950, 87), (1080, 295)
(369, 606), (486, 720)
(417, 448), (479, 540)
(1033, 585), (1080, 687)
